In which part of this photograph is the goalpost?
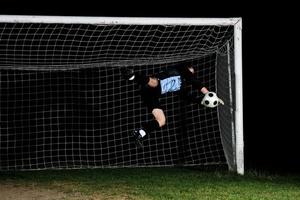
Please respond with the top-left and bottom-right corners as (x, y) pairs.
(0, 15), (243, 174)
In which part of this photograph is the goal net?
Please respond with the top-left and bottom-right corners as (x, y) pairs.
(0, 16), (243, 174)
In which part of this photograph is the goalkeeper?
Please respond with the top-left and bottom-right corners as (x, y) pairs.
(122, 63), (223, 147)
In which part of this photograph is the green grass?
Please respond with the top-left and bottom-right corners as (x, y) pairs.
(1, 167), (300, 200)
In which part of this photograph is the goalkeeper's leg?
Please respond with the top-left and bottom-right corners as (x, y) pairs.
(120, 67), (150, 86)
(132, 108), (166, 148)
(120, 68), (165, 147)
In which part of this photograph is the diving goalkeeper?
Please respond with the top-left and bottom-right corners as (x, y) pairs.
(122, 63), (223, 147)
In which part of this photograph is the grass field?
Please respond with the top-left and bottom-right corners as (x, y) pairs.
(1, 167), (300, 200)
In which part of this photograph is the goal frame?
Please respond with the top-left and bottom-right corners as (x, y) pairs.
(0, 15), (244, 174)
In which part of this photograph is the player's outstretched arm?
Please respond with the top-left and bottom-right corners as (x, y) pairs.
(200, 87), (209, 94)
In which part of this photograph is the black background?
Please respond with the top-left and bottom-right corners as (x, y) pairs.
(1, 1), (298, 174)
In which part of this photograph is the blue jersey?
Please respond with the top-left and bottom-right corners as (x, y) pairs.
(160, 76), (182, 94)
(140, 66), (203, 110)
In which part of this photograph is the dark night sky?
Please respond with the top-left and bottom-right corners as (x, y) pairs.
(0, 1), (298, 173)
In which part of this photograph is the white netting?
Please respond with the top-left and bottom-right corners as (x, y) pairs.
(0, 19), (235, 170)
(0, 23), (233, 69)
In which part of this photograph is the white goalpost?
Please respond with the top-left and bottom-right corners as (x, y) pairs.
(234, 19), (244, 175)
(0, 15), (243, 174)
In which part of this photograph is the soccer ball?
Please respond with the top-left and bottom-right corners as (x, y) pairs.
(201, 92), (224, 108)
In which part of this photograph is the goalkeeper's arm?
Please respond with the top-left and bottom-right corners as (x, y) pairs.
(200, 87), (209, 94)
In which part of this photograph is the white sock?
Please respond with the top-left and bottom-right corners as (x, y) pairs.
(139, 129), (146, 137)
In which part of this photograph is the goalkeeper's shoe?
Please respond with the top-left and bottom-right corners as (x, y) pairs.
(131, 129), (145, 148)
(121, 68), (135, 81)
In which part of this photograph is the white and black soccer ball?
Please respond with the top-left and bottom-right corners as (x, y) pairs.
(201, 92), (224, 108)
